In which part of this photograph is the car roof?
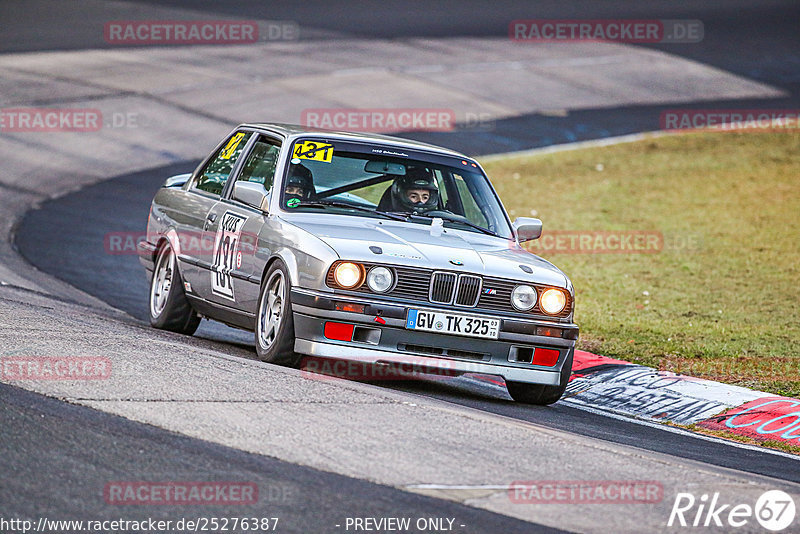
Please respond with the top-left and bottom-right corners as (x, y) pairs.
(240, 122), (469, 160)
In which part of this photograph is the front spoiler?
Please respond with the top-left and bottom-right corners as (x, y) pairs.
(294, 339), (563, 386)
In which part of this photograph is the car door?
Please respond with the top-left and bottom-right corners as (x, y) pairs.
(204, 134), (283, 313)
(178, 130), (254, 299)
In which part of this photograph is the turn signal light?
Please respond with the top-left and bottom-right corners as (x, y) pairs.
(536, 326), (563, 338)
(334, 302), (366, 313)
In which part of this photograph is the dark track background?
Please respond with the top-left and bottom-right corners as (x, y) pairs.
(1, 0), (798, 153)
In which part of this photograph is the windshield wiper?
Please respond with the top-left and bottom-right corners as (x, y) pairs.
(294, 200), (408, 221)
(408, 212), (502, 238)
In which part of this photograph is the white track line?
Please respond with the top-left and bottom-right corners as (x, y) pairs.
(478, 130), (673, 162)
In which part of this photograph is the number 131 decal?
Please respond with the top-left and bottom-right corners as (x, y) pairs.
(211, 211), (247, 300)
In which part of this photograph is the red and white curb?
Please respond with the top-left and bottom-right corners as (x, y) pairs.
(464, 350), (800, 449)
(566, 351), (800, 447)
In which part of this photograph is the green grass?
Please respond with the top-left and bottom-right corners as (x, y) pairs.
(481, 131), (800, 398)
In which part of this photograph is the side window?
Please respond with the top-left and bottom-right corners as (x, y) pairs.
(237, 138), (281, 193)
(193, 131), (252, 196)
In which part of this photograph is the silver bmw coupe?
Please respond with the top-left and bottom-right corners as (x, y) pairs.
(139, 124), (578, 404)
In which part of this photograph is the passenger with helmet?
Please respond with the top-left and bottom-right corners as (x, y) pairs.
(378, 167), (440, 214)
(283, 164), (315, 205)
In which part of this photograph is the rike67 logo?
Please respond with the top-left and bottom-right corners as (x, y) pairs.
(668, 490), (796, 531)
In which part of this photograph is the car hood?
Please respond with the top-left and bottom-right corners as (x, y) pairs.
(283, 213), (569, 288)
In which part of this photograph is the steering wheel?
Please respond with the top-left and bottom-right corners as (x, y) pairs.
(423, 210), (470, 222)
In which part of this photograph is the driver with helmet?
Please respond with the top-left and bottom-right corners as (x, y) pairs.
(386, 167), (439, 213)
(283, 164), (315, 204)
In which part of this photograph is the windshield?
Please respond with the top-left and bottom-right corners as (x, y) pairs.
(280, 139), (512, 238)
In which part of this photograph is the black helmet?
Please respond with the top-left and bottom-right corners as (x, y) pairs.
(390, 167), (439, 212)
(284, 164), (315, 200)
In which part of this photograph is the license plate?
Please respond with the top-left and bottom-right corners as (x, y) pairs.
(406, 309), (500, 339)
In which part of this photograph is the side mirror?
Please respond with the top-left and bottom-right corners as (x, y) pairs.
(232, 181), (270, 212)
(513, 217), (542, 243)
(163, 173), (191, 188)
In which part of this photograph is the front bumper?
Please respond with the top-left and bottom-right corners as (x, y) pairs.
(291, 287), (578, 386)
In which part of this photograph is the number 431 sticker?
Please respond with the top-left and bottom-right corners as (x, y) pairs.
(211, 211), (247, 300)
(293, 141), (334, 163)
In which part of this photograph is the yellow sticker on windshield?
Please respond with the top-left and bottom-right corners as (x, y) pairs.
(293, 141), (334, 163)
(219, 132), (246, 160)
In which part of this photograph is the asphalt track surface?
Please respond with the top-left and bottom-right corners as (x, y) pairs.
(0, 382), (561, 534)
(16, 162), (800, 486)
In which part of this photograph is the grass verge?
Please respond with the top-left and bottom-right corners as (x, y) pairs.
(482, 131), (800, 398)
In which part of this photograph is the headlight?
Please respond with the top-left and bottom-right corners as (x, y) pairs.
(540, 288), (567, 315)
(333, 262), (364, 289)
(511, 285), (537, 311)
(366, 266), (394, 293)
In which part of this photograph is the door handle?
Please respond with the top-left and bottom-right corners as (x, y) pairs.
(207, 213), (217, 223)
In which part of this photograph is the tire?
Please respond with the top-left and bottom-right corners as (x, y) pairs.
(149, 242), (201, 335)
(506, 348), (574, 405)
(255, 260), (301, 367)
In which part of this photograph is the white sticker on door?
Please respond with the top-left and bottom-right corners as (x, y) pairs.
(211, 211), (247, 300)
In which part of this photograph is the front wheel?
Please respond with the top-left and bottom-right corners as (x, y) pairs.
(149, 242), (200, 335)
(506, 348), (574, 405)
(255, 260), (301, 367)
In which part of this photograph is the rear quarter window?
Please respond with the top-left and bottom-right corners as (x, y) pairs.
(194, 131), (252, 196)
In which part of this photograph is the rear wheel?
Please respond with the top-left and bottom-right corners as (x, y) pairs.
(255, 260), (301, 367)
(506, 348), (574, 405)
(149, 242), (200, 335)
